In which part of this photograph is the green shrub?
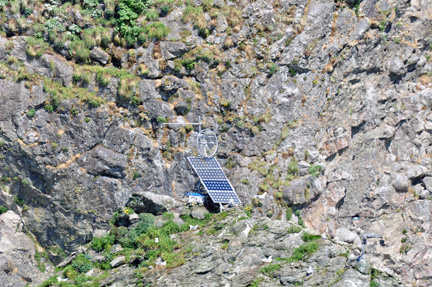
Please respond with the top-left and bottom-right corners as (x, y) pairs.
(298, 218), (304, 226)
(116, 0), (153, 44)
(288, 242), (319, 262)
(25, 37), (50, 58)
(115, 226), (129, 240)
(182, 5), (205, 28)
(287, 225), (302, 234)
(0, 205), (8, 214)
(96, 71), (111, 86)
(37, 275), (58, 287)
(301, 232), (321, 242)
(286, 207), (292, 221)
(182, 59), (196, 70)
(119, 236), (135, 249)
(260, 263), (282, 274)
(91, 234), (115, 252)
(160, 5), (170, 16)
(156, 116), (167, 123)
(146, 8), (159, 21)
(139, 213), (155, 228)
(308, 165), (323, 177)
(71, 254), (92, 273)
(162, 212), (175, 220)
(14, 196), (25, 206)
(27, 108), (36, 118)
(287, 160), (299, 176)
(269, 63), (278, 75)
(69, 40), (90, 62)
(142, 22), (170, 40)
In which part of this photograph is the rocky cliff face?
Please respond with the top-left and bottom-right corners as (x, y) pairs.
(0, 0), (432, 285)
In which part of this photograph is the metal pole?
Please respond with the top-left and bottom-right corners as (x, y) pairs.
(197, 115), (202, 192)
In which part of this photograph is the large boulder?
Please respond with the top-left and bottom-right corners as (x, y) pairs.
(126, 191), (180, 215)
(0, 211), (46, 287)
(78, 145), (128, 178)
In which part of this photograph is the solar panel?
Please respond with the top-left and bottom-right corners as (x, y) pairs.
(187, 157), (241, 205)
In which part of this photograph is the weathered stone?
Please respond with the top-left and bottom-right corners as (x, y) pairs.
(191, 206), (208, 220)
(388, 56), (405, 76)
(392, 173), (410, 192)
(126, 192), (179, 215)
(422, 176), (432, 192)
(110, 256), (126, 268)
(0, 211), (44, 287)
(90, 47), (110, 65)
(335, 227), (361, 246)
(160, 41), (188, 60)
(78, 145), (128, 178)
(41, 54), (74, 86)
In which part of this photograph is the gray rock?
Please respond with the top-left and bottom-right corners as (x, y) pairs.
(0, 211), (44, 287)
(93, 229), (109, 238)
(78, 145), (128, 178)
(160, 41), (188, 60)
(354, 256), (371, 275)
(335, 227), (361, 246)
(128, 213), (140, 225)
(216, 14), (228, 32)
(392, 173), (410, 192)
(422, 176), (432, 192)
(406, 165), (428, 180)
(191, 206), (208, 220)
(126, 192), (179, 215)
(418, 189), (430, 199)
(110, 256), (126, 268)
(388, 56), (405, 76)
(90, 47), (110, 65)
(41, 54), (74, 87)
(142, 99), (174, 121)
(139, 79), (160, 101)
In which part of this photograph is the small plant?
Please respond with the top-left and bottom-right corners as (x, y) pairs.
(156, 116), (167, 123)
(182, 59), (196, 70)
(379, 20), (387, 32)
(285, 242), (319, 262)
(225, 158), (237, 169)
(71, 254), (92, 273)
(301, 232), (321, 242)
(45, 104), (54, 113)
(184, 125), (193, 133)
(287, 225), (302, 234)
(286, 207), (293, 221)
(51, 142), (58, 151)
(260, 263), (282, 274)
(308, 165), (323, 177)
(287, 159), (299, 176)
(21, 179), (30, 186)
(27, 108), (36, 118)
(91, 234), (115, 252)
(269, 63), (278, 75)
(14, 196), (25, 206)
(0, 205), (8, 214)
(162, 212), (175, 220)
(241, 179), (249, 185)
(252, 197), (262, 207)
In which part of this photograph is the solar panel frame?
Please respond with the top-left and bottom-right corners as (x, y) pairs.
(187, 157), (241, 205)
